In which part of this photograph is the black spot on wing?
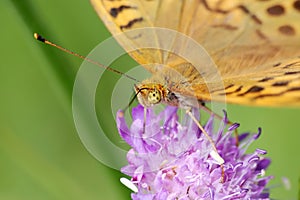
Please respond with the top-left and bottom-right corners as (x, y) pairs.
(294, 0), (300, 12)
(273, 62), (281, 67)
(219, 85), (243, 95)
(283, 61), (300, 69)
(237, 86), (264, 96)
(253, 87), (300, 99)
(120, 17), (144, 30)
(238, 5), (262, 24)
(287, 87), (300, 92)
(272, 81), (289, 87)
(258, 77), (274, 82)
(225, 84), (234, 89)
(110, 5), (136, 18)
(201, 0), (262, 25)
(266, 5), (285, 16)
(278, 25), (296, 36)
(284, 71), (300, 75)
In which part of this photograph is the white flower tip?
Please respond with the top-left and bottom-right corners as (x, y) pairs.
(210, 151), (225, 165)
(120, 177), (138, 193)
(260, 169), (266, 176)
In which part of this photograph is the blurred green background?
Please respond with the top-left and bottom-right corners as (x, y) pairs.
(1, 0), (299, 199)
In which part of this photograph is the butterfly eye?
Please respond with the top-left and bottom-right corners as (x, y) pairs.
(148, 89), (161, 104)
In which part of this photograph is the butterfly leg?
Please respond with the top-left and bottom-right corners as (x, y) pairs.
(198, 102), (239, 146)
(186, 108), (225, 183)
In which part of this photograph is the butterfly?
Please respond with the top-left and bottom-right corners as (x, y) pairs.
(90, 0), (300, 108)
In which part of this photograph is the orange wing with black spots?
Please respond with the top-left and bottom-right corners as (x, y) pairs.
(91, 0), (300, 106)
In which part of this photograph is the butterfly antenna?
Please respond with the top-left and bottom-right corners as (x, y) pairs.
(34, 33), (139, 82)
(122, 87), (148, 112)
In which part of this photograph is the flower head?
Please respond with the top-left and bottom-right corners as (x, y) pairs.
(116, 105), (272, 199)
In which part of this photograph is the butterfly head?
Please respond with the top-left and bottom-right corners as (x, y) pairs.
(134, 83), (167, 107)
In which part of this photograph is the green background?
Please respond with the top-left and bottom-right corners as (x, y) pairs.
(1, 0), (299, 199)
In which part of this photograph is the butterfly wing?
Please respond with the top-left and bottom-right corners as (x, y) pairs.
(187, 57), (300, 106)
(90, 0), (181, 73)
(176, 0), (300, 77)
(91, 0), (300, 106)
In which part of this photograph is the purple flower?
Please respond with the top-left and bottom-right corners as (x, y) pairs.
(116, 105), (272, 199)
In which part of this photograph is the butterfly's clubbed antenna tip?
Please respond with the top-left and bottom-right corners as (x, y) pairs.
(34, 33), (44, 42)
